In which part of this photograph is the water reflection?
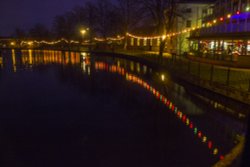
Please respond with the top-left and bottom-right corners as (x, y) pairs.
(94, 61), (228, 160)
(0, 49), (248, 166)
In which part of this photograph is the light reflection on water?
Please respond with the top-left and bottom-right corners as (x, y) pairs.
(0, 49), (248, 167)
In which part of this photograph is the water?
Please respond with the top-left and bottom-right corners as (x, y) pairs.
(0, 49), (247, 167)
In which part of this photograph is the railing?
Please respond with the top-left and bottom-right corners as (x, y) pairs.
(163, 56), (250, 105)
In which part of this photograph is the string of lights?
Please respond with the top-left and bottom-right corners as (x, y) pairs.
(95, 61), (225, 161)
(125, 10), (245, 40)
(17, 10), (246, 46)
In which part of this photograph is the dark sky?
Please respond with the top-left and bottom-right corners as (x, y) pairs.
(0, 0), (94, 36)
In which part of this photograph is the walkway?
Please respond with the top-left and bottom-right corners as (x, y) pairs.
(97, 49), (250, 105)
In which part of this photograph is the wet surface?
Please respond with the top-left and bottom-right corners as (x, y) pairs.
(0, 49), (247, 167)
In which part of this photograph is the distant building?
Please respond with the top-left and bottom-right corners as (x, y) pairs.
(189, 0), (250, 64)
(173, 0), (216, 55)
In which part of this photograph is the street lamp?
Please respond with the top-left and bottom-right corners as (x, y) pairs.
(80, 29), (87, 36)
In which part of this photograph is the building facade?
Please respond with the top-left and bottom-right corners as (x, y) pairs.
(189, 0), (250, 64)
(126, 0), (214, 54)
(174, 0), (215, 55)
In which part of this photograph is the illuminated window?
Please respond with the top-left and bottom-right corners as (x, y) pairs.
(143, 39), (147, 46)
(157, 39), (160, 46)
(131, 38), (134, 46)
(137, 39), (140, 46)
(150, 39), (153, 46)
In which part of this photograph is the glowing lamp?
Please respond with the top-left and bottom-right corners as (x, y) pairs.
(237, 11), (240, 15)
(174, 108), (178, 113)
(198, 131), (202, 138)
(220, 17), (224, 21)
(246, 7), (250, 11)
(161, 74), (165, 81)
(220, 155), (224, 160)
(171, 105), (175, 111)
(179, 112), (183, 119)
(169, 102), (172, 109)
(213, 148), (218, 155)
(189, 123), (193, 129)
(162, 35), (166, 40)
(208, 141), (212, 149)
(182, 115), (186, 122)
(202, 136), (207, 143)
(194, 128), (198, 134)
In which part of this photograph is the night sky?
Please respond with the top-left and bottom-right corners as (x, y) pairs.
(0, 0), (97, 36)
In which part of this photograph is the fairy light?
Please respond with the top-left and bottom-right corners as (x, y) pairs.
(18, 11), (245, 49)
(125, 11), (243, 42)
(127, 32), (162, 40)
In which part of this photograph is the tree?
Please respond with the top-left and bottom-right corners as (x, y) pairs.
(83, 1), (98, 42)
(13, 28), (26, 39)
(116, 0), (142, 49)
(139, 0), (179, 62)
(29, 23), (51, 40)
(95, 0), (120, 38)
(53, 15), (68, 39)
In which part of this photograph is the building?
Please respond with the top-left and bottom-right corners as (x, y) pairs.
(126, 0), (215, 54)
(189, 0), (250, 64)
(174, 0), (216, 55)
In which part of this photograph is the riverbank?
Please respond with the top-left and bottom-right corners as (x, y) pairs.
(3, 47), (250, 106)
(91, 49), (250, 107)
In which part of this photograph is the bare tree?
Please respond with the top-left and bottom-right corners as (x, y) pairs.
(29, 23), (50, 40)
(95, 0), (120, 38)
(116, 0), (142, 49)
(53, 15), (68, 39)
(139, 0), (179, 61)
(13, 28), (26, 39)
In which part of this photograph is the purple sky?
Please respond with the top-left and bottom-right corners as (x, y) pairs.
(0, 0), (94, 36)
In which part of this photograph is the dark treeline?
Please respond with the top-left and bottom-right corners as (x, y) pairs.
(13, 0), (179, 43)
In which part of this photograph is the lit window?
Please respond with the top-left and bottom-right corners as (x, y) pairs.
(131, 38), (134, 46)
(137, 39), (140, 46)
(150, 39), (153, 46)
(143, 39), (147, 46)
(157, 39), (160, 46)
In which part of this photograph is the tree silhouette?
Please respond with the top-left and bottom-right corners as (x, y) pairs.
(95, 0), (121, 38)
(29, 23), (50, 40)
(139, 0), (179, 61)
(116, 0), (142, 49)
(13, 28), (26, 39)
